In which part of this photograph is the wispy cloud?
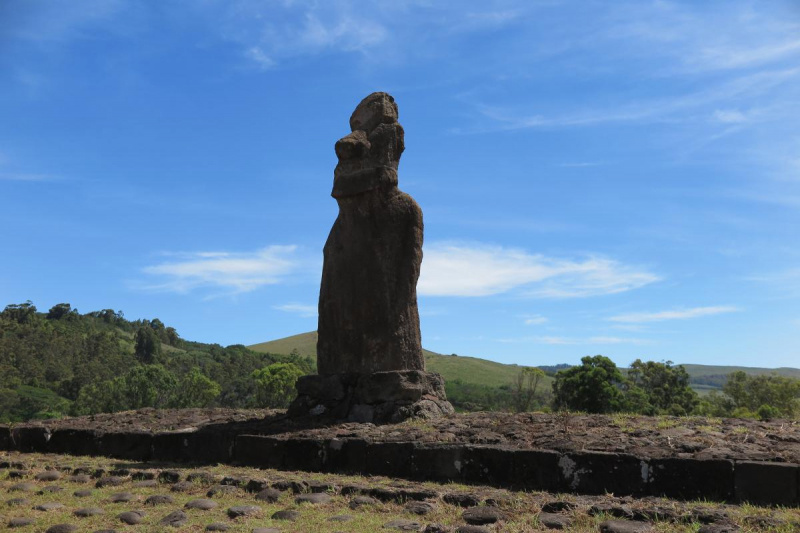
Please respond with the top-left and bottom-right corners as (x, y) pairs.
(522, 314), (548, 325)
(0, 172), (59, 182)
(418, 242), (658, 298)
(140, 245), (301, 295)
(274, 303), (317, 318)
(499, 335), (648, 345)
(747, 268), (800, 298)
(609, 305), (740, 323)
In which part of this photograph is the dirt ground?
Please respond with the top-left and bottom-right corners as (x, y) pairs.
(10, 409), (800, 464)
(2, 450), (799, 532)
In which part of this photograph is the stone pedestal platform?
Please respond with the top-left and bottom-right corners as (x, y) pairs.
(288, 370), (455, 424)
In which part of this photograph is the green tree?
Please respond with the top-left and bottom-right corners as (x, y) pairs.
(627, 359), (698, 415)
(552, 355), (627, 413)
(173, 367), (221, 408)
(134, 325), (162, 364)
(251, 363), (304, 408)
(123, 365), (177, 409)
(512, 367), (545, 412)
(47, 303), (76, 320)
(722, 371), (800, 417)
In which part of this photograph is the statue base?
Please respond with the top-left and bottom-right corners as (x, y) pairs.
(287, 370), (455, 424)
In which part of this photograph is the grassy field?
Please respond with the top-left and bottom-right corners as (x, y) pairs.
(249, 331), (800, 392)
(2, 451), (797, 533)
(249, 331), (551, 389)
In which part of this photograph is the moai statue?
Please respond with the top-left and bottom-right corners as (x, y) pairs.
(289, 92), (454, 423)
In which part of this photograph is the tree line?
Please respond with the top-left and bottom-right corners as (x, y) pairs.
(0, 302), (314, 422)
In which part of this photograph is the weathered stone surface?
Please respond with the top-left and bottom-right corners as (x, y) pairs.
(455, 527), (490, 533)
(109, 492), (134, 502)
(271, 509), (299, 521)
(171, 481), (193, 492)
(9, 482), (36, 492)
(318, 93), (421, 374)
(208, 484), (241, 497)
(330, 514), (354, 522)
(159, 510), (188, 527)
(538, 512), (573, 529)
(462, 506), (505, 525)
(186, 498), (219, 510)
(118, 511), (146, 525)
(599, 520), (655, 533)
(255, 488), (282, 502)
(145, 494), (174, 505)
(405, 501), (437, 515)
(45, 525), (78, 533)
(734, 460), (799, 506)
(205, 523), (230, 531)
(95, 476), (125, 488)
(296, 492), (332, 504)
(349, 495), (379, 509)
(68, 474), (91, 483)
(35, 470), (62, 481)
(35, 502), (65, 511)
(159, 470), (182, 483)
(8, 517), (35, 528)
(39, 485), (64, 493)
(74, 507), (105, 517)
(7, 498), (29, 506)
(384, 519), (423, 531)
(443, 492), (482, 508)
(227, 505), (261, 518)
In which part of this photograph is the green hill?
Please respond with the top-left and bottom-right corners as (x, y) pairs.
(250, 331), (546, 389)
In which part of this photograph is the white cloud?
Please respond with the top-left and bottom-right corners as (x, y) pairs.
(609, 305), (740, 323)
(522, 314), (548, 325)
(245, 47), (276, 70)
(141, 245), (300, 294)
(713, 109), (747, 124)
(499, 335), (647, 345)
(418, 243), (658, 298)
(274, 303), (317, 317)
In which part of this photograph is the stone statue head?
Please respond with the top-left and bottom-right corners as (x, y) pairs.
(332, 92), (405, 198)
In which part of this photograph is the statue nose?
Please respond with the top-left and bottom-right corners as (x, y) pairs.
(335, 131), (370, 160)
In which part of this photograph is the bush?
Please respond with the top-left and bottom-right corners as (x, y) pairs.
(757, 404), (780, 421)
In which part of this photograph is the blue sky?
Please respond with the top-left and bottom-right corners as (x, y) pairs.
(1, 0), (799, 368)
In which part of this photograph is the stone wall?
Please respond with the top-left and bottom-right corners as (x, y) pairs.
(0, 425), (796, 507)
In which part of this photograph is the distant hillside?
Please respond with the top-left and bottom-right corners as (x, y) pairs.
(249, 331), (544, 388)
(250, 332), (800, 393)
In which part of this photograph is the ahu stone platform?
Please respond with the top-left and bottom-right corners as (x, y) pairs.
(1, 411), (797, 508)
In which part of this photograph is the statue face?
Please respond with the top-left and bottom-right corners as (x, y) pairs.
(332, 93), (405, 198)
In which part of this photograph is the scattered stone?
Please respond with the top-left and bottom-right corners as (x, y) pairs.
(131, 471), (156, 481)
(208, 485), (241, 497)
(96, 476), (125, 488)
(371, 487), (401, 502)
(590, 504), (634, 520)
(692, 508), (730, 525)
(92, 468), (107, 478)
(309, 480), (337, 493)
(538, 512), (573, 530)
(455, 527), (490, 533)
(186, 499), (219, 510)
(9, 482), (37, 492)
(255, 488), (282, 502)
(35, 471), (62, 482)
(227, 505), (262, 518)
(384, 519), (422, 531)
(171, 481), (194, 492)
(110, 492), (134, 503)
(187, 471), (217, 484)
(72, 467), (93, 475)
(245, 479), (270, 493)
(271, 509), (300, 521)
(541, 501), (577, 513)
(330, 515), (354, 522)
(159, 470), (182, 483)
(462, 507), (505, 525)
(74, 507), (105, 517)
(296, 492), (332, 504)
(423, 524), (450, 533)
(45, 525), (78, 533)
(443, 493), (482, 508)
(633, 506), (679, 522)
(8, 471), (29, 479)
(349, 495), (379, 509)
(8, 517), (35, 528)
(133, 480), (158, 488)
(109, 468), (130, 476)
(698, 524), (740, 533)
(272, 479), (307, 493)
(221, 475), (247, 487)
(341, 484), (371, 496)
(206, 523), (230, 531)
(145, 494), (174, 506)
(159, 510), (188, 528)
(599, 520), (655, 533)
(118, 511), (146, 525)
(68, 474), (91, 483)
(35, 502), (65, 511)
(6, 498), (29, 506)
(39, 485), (65, 494)
(405, 501), (437, 515)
